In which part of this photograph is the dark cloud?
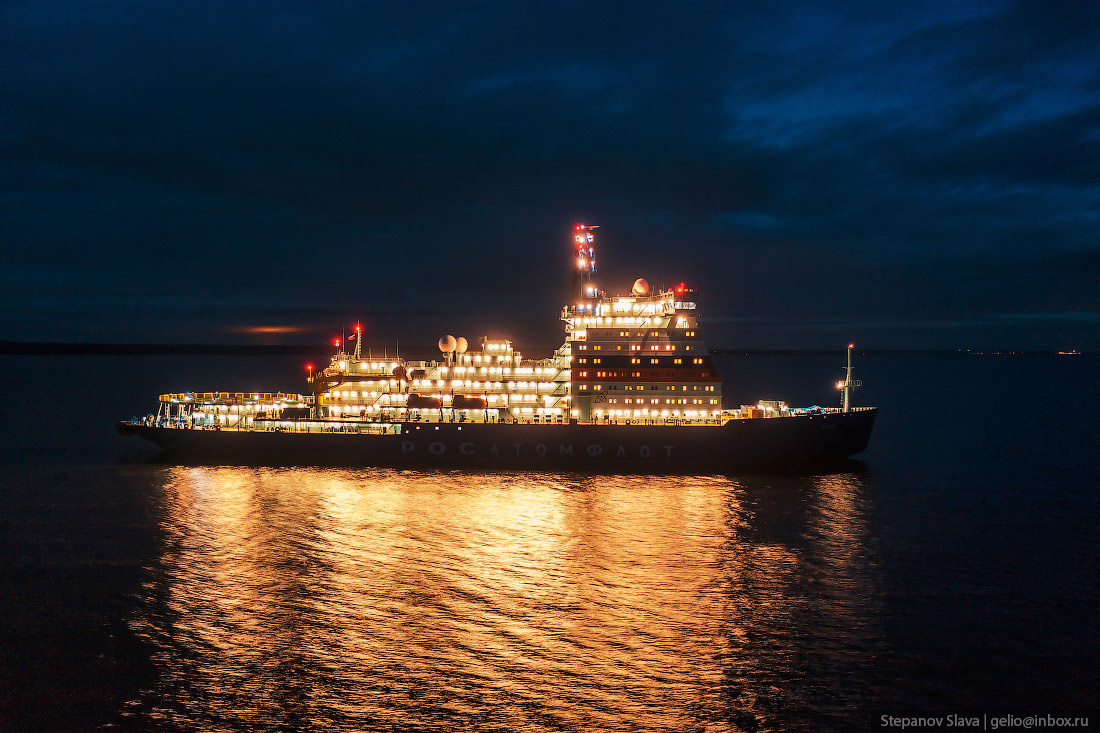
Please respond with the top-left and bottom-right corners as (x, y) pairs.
(1, 0), (1097, 349)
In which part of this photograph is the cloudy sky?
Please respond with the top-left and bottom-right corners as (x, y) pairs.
(2, 1), (1097, 350)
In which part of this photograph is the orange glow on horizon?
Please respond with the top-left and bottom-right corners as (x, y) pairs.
(228, 325), (308, 335)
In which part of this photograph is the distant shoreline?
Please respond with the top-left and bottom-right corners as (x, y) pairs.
(0, 341), (1092, 357)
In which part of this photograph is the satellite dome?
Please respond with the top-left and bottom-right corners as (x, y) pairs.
(632, 278), (650, 297)
(438, 335), (457, 353)
(455, 336), (468, 354)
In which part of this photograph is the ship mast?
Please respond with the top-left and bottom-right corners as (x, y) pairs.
(571, 224), (600, 308)
(840, 343), (862, 412)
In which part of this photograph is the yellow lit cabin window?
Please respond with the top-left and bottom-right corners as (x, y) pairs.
(592, 345), (601, 350)
(673, 358), (682, 364)
(649, 358), (658, 364)
(578, 358), (587, 363)
(630, 358), (640, 364)
(593, 358), (602, 364)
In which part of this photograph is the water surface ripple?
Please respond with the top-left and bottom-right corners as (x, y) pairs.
(125, 467), (880, 731)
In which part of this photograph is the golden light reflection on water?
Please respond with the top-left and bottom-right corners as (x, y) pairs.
(127, 466), (878, 731)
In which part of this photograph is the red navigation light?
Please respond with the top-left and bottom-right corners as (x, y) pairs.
(305, 364), (314, 371)
(849, 343), (855, 349)
(575, 224), (582, 230)
(333, 338), (341, 347)
(355, 323), (362, 333)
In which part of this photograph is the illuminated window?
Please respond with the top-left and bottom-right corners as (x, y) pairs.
(650, 358), (658, 364)
(592, 345), (601, 350)
(593, 358), (602, 364)
(578, 358), (587, 364)
(630, 358), (640, 364)
(673, 358), (682, 364)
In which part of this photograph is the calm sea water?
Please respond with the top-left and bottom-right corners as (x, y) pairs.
(1, 353), (1097, 731)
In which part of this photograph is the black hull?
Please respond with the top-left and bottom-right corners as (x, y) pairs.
(118, 409), (877, 470)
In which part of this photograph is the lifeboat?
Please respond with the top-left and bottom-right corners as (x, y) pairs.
(407, 394), (442, 409)
(451, 395), (487, 410)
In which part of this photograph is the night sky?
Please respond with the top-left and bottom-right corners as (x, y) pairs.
(3, 1), (1098, 351)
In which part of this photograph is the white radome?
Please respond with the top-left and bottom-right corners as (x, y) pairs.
(438, 335), (457, 353)
(455, 336), (468, 354)
(632, 278), (650, 296)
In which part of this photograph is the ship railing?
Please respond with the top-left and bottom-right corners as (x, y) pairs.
(151, 420), (405, 435)
(159, 392), (304, 405)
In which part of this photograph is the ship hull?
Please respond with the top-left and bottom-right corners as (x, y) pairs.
(118, 408), (876, 469)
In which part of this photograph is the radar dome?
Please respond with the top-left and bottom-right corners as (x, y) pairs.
(632, 278), (650, 296)
(438, 335), (457, 353)
(393, 365), (408, 381)
(455, 336), (468, 354)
